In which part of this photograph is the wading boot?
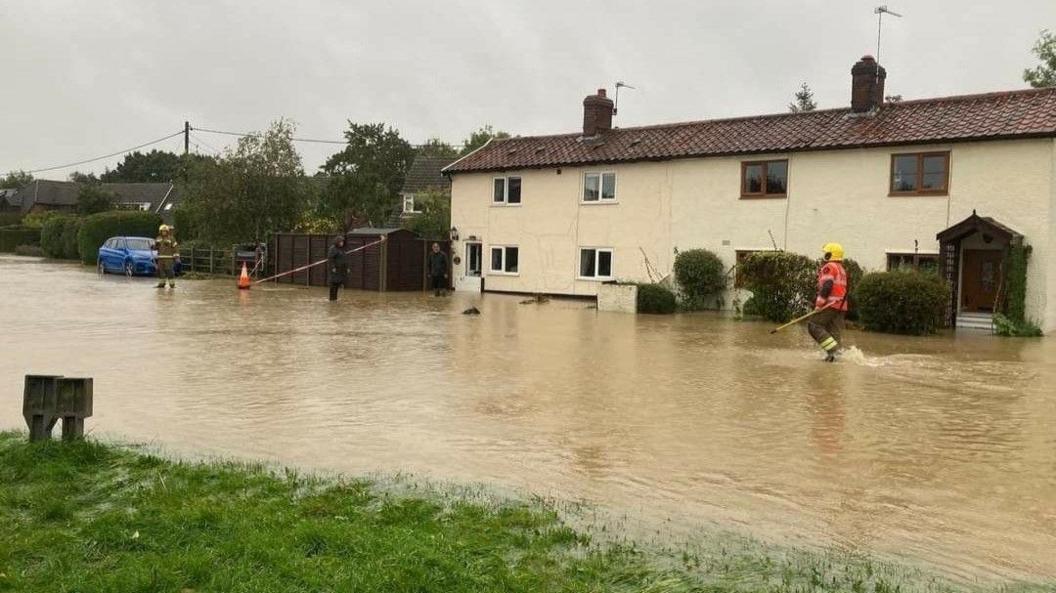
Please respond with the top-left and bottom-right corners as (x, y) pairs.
(168, 282), (176, 289)
(155, 282), (165, 288)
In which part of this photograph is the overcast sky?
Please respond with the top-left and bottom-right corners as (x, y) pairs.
(3, 0), (1053, 179)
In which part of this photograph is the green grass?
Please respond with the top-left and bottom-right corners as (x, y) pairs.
(0, 432), (1044, 593)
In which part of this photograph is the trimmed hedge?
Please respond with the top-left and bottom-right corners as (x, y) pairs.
(0, 228), (41, 252)
(41, 215), (83, 259)
(637, 283), (677, 314)
(77, 211), (162, 264)
(673, 248), (726, 310)
(856, 270), (949, 335)
(0, 212), (23, 227)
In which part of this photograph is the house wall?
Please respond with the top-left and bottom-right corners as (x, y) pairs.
(450, 138), (1055, 330)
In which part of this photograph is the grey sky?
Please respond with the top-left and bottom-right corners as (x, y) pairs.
(3, 0), (1053, 179)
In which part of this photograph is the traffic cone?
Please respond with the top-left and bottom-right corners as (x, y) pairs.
(237, 262), (251, 290)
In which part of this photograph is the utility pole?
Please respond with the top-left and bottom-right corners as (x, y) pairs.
(184, 121), (190, 155)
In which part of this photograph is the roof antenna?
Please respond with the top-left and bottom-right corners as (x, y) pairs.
(613, 81), (636, 118)
(874, 6), (902, 69)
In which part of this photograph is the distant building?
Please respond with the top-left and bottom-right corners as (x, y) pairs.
(445, 55), (1056, 331)
(397, 155), (455, 220)
(0, 188), (21, 212)
(11, 180), (179, 221)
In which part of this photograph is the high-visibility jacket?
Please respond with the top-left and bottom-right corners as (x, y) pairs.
(816, 261), (848, 312)
(154, 237), (179, 259)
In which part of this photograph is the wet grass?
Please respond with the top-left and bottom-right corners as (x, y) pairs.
(0, 432), (1044, 593)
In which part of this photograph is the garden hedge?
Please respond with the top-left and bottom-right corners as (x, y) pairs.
(637, 283), (677, 314)
(77, 211), (162, 264)
(855, 270), (949, 335)
(41, 215), (83, 259)
(673, 248), (726, 310)
(0, 228), (41, 253)
(739, 251), (863, 322)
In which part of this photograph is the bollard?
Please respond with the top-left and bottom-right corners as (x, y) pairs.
(22, 375), (93, 442)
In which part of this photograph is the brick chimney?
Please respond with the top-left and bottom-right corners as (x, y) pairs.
(850, 55), (887, 113)
(582, 88), (614, 137)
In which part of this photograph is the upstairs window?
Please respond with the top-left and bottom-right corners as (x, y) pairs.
(583, 172), (617, 202)
(890, 152), (949, 195)
(489, 245), (519, 274)
(578, 248), (613, 280)
(741, 160), (787, 198)
(493, 176), (522, 205)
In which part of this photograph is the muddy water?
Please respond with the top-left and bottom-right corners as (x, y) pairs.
(1, 256), (1054, 584)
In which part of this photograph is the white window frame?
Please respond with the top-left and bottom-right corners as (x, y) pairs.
(465, 242), (482, 277)
(492, 176), (522, 206)
(582, 171), (617, 204)
(402, 194), (417, 214)
(488, 245), (520, 275)
(577, 247), (614, 280)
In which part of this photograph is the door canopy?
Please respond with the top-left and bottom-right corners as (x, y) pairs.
(937, 210), (1023, 246)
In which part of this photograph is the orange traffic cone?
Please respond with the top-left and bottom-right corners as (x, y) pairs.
(237, 262), (251, 290)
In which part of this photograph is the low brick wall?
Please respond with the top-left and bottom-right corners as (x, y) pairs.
(597, 283), (638, 313)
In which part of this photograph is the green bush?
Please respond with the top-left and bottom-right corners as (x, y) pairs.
(0, 228), (41, 252)
(1001, 245), (1029, 323)
(63, 218), (83, 260)
(993, 313), (1042, 337)
(856, 270), (949, 335)
(77, 211), (162, 264)
(41, 215), (73, 258)
(636, 283), (677, 314)
(21, 210), (63, 229)
(673, 248), (727, 310)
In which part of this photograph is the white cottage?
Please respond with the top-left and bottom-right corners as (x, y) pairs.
(444, 56), (1056, 331)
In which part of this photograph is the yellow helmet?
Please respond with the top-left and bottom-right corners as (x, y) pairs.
(822, 242), (844, 261)
(159, 224), (171, 233)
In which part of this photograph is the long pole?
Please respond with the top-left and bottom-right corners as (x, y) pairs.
(252, 237), (386, 286)
(769, 303), (834, 335)
(184, 121), (190, 155)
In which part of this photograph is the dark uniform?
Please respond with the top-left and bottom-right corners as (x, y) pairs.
(154, 230), (179, 288)
(328, 241), (349, 301)
(428, 249), (448, 296)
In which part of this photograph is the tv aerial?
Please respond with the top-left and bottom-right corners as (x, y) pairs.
(614, 81), (636, 117)
(874, 5), (903, 66)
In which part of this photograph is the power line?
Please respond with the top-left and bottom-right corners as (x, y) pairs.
(20, 130), (185, 174)
(194, 126), (347, 145)
(190, 133), (223, 155)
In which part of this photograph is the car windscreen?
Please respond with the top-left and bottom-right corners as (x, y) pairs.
(125, 238), (154, 251)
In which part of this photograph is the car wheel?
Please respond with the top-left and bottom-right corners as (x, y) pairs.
(97, 259), (106, 275)
(124, 260), (134, 277)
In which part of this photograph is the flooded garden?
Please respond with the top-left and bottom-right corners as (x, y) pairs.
(1, 255), (1054, 589)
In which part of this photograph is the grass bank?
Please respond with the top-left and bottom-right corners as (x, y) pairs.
(0, 432), (1030, 592)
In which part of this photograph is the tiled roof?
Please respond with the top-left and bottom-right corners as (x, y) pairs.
(401, 156), (456, 193)
(445, 88), (1056, 174)
(14, 180), (176, 214)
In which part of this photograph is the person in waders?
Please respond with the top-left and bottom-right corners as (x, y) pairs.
(328, 235), (349, 302)
(808, 242), (849, 362)
(153, 225), (179, 289)
(428, 242), (448, 297)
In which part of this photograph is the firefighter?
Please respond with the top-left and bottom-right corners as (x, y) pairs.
(153, 225), (179, 289)
(808, 242), (849, 362)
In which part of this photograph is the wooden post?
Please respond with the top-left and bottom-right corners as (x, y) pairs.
(23, 375), (93, 442)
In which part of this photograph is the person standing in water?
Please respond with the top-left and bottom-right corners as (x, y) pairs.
(808, 242), (849, 362)
(153, 224), (179, 289)
(328, 235), (349, 302)
(427, 242), (448, 297)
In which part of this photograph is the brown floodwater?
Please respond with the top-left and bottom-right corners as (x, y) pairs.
(1, 255), (1054, 585)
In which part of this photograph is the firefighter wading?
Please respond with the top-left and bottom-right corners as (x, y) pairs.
(154, 225), (179, 289)
(807, 242), (849, 362)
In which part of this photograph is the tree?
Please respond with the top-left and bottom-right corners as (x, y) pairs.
(180, 119), (314, 244)
(1024, 29), (1056, 88)
(320, 122), (416, 227)
(417, 138), (459, 158)
(0, 170), (33, 189)
(76, 184), (115, 215)
(788, 82), (817, 113)
(460, 125), (510, 156)
(101, 149), (184, 182)
(68, 171), (99, 184)
(401, 188), (450, 240)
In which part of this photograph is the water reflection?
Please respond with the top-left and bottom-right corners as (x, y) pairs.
(1, 256), (1054, 583)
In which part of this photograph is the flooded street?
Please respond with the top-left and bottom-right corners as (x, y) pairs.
(2, 255), (1054, 586)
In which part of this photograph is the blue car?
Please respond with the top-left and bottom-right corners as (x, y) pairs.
(97, 236), (158, 276)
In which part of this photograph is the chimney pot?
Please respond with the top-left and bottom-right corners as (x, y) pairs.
(582, 88), (614, 137)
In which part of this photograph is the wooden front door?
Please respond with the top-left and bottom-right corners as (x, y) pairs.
(961, 249), (1003, 312)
